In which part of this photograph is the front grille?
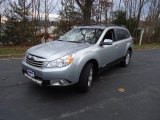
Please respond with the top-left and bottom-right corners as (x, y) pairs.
(26, 54), (45, 67)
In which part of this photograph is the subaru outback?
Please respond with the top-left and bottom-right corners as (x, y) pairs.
(22, 25), (133, 92)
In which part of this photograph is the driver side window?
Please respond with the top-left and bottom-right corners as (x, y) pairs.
(103, 29), (115, 41)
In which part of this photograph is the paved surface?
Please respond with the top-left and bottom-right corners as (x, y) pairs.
(0, 49), (160, 120)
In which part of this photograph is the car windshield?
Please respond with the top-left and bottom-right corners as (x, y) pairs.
(59, 28), (104, 44)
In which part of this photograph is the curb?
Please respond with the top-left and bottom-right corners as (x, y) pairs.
(0, 58), (23, 61)
(134, 48), (160, 51)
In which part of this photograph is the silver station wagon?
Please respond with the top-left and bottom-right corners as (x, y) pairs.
(22, 25), (133, 92)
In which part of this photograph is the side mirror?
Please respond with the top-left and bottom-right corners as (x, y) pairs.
(100, 39), (113, 46)
(59, 36), (62, 39)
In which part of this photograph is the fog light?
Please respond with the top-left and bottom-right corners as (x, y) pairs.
(50, 79), (72, 86)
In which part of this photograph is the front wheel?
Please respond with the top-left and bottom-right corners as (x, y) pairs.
(78, 63), (94, 92)
(121, 50), (131, 67)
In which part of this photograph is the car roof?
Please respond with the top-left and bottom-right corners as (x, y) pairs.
(76, 24), (127, 29)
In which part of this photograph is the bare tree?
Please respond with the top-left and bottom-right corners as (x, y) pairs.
(30, 0), (42, 43)
(122, 0), (149, 27)
(75, 0), (96, 25)
(136, 0), (150, 27)
(119, 0), (122, 9)
(41, 0), (58, 41)
(92, 0), (112, 24)
(146, 0), (160, 42)
(0, 0), (5, 37)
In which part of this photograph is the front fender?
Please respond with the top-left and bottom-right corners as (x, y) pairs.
(73, 51), (100, 83)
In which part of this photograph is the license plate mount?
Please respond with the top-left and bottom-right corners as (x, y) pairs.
(27, 70), (35, 78)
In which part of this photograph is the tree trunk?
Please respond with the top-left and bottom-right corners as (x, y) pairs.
(44, 0), (47, 42)
(136, 6), (143, 28)
(0, 14), (1, 37)
(83, 7), (91, 25)
(75, 0), (95, 25)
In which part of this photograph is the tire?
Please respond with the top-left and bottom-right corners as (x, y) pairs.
(78, 63), (94, 92)
(121, 50), (131, 67)
(42, 80), (50, 86)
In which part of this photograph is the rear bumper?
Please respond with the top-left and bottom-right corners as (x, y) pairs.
(22, 60), (79, 86)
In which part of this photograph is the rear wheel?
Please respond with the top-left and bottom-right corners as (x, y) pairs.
(121, 50), (131, 67)
(78, 63), (94, 92)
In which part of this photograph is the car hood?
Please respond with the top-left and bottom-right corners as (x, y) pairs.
(27, 40), (91, 60)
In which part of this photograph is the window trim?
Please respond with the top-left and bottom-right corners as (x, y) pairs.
(101, 29), (115, 42)
(115, 28), (131, 41)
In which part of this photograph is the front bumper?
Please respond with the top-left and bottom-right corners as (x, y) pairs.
(22, 60), (79, 86)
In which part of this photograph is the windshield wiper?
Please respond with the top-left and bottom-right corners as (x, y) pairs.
(67, 41), (82, 43)
(57, 39), (63, 41)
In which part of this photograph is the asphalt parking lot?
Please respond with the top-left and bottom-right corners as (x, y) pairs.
(0, 49), (160, 120)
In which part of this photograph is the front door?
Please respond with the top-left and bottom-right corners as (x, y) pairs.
(98, 29), (118, 67)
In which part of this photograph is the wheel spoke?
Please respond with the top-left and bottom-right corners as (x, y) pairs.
(88, 68), (93, 87)
(125, 53), (130, 65)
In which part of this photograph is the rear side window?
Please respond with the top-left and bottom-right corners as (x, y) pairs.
(115, 28), (130, 41)
(123, 29), (130, 39)
(115, 28), (125, 41)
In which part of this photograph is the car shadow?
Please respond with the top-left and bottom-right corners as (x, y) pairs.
(28, 84), (81, 98)
(96, 63), (123, 80)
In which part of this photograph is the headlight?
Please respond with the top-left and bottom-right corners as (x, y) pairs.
(46, 53), (76, 68)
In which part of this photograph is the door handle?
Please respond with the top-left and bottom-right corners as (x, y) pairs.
(114, 44), (118, 48)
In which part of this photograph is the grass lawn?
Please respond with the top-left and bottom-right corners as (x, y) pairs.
(0, 46), (30, 58)
(0, 43), (160, 58)
(134, 43), (160, 50)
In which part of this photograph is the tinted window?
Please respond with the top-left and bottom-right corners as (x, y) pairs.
(123, 29), (130, 38)
(115, 28), (125, 41)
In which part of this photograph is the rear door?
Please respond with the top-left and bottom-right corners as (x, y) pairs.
(114, 28), (131, 58)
